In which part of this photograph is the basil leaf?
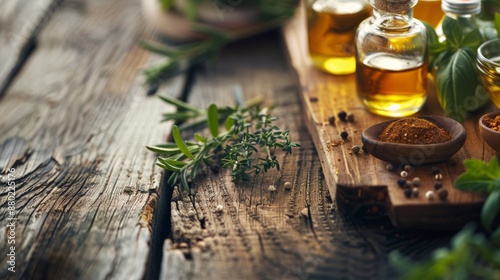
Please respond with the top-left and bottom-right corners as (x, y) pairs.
(481, 189), (500, 232)
(423, 21), (439, 45)
(461, 29), (483, 49)
(443, 17), (463, 50)
(207, 103), (219, 137)
(455, 158), (500, 192)
(435, 48), (478, 122)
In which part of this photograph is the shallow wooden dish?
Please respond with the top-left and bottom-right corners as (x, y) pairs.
(362, 116), (467, 164)
(479, 112), (500, 154)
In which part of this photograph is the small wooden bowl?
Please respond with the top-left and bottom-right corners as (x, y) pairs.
(479, 112), (500, 154)
(362, 116), (467, 164)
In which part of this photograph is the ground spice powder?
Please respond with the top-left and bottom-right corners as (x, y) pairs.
(378, 118), (452, 144)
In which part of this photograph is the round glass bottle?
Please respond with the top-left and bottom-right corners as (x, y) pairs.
(307, 0), (372, 75)
(355, 0), (428, 117)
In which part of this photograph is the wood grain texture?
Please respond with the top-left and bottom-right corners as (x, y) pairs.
(283, 5), (498, 229)
(158, 31), (458, 280)
(0, 0), (182, 278)
(0, 0), (63, 96)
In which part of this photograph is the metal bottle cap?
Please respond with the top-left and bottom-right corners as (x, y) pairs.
(441, 0), (481, 16)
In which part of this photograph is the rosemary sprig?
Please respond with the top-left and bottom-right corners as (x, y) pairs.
(147, 92), (299, 190)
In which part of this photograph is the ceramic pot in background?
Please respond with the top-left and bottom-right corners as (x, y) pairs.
(141, 0), (259, 41)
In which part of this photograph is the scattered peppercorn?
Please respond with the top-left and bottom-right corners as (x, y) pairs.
(340, 131), (349, 140)
(404, 181), (412, 189)
(351, 145), (361, 154)
(431, 166), (440, 175)
(435, 173), (443, 180)
(309, 96), (318, 102)
(412, 187), (419, 197)
(338, 111), (347, 122)
(400, 171), (408, 178)
(328, 115), (336, 125)
(437, 189), (448, 200)
(216, 204), (224, 212)
(397, 178), (406, 187)
(347, 113), (355, 122)
(386, 164), (394, 171)
(434, 181), (443, 190)
(412, 177), (421, 187)
(404, 165), (412, 172)
(425, 191), (435, 200)
(404, 188), (412, 198)
(284, 181), (292, 190)
(268, 185), (276, 192)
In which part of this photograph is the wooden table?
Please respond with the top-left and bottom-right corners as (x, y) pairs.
(0, 1), (485, 279)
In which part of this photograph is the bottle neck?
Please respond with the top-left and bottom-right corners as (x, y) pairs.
(372, 6), (415, 30)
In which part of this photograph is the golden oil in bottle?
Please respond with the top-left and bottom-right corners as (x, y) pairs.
(356, 54), (428, 117)
(413, 0), (443, 27)
(355, 0), (428, 117)
(307, 0), (371, 75)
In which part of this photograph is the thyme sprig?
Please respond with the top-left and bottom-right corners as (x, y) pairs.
(147, 93), (299, 190)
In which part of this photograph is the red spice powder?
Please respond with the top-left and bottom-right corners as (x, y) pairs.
(378, 118), (452, 144)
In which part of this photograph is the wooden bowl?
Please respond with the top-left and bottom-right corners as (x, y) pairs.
(362, 116), (467, 164)
(479, 112), (500, 154)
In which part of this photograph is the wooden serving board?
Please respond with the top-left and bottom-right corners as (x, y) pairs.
(282, 7), (499, 229)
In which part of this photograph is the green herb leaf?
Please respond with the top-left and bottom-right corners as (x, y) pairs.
(207, 103), (219, 137)
(495, 13), (500, 38)
(225, 116), (235, 131)
(158, 95), (201, 112)
(461, 29), (483, 49)
(443, 16), (463, 50)
(172, 125), (195, 159)
(435, 48), (478, 122)
(482, 189), (500, 232)
(194, 133), (207, 143)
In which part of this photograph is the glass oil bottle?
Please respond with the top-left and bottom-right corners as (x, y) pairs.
(307, 0), (372, 75)
(355, 0), (428, 117)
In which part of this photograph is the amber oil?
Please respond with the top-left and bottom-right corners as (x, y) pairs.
(413, 0), (443, 27)
(356, 54), (428, 117)
(477, 38), (500, 109)
(307, 0), (371, 75)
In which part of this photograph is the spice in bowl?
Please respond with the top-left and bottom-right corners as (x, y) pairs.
(377, 118), (452, 144)
(482, 114), (500, 132)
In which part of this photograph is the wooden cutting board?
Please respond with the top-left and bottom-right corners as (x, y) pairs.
(282, 6), (499, 229)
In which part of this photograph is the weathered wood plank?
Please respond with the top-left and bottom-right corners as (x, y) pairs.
(0, 0), (62, 96)
(158, 32), (455, 280)
(283, 5), (497, 229)
(0, 0), (183, 279)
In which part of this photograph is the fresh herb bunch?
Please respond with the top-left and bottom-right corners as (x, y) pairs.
(142, 0), (299, 86)
(147, 94), (299, 190)
(391, 157), (500, 279)
(425, 10), (500, 122)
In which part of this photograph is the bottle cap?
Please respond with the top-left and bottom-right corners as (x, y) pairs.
(441, 0), (481, 16)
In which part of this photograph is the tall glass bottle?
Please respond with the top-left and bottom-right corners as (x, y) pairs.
(355, 0), (428, 117)
(307, 0), (372, 75)
(436, 0), (483, 40)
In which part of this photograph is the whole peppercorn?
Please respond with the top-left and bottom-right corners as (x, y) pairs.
(340, 131), (349, 140)
(400, 171), (408, 178)
(351, 145), (361, 154)
(404, 181), (412, 189)
(412, 187), (419, 197)
(431, 166), (440, 175)
(397, 178), (406, 187)
(412, 177), (421, 187)
(425, 191), (435, 200)
(284, 181), (292, 190)
(403, 165), (412, 172)
(435, 173), (443, 180)
(328, 115), (336, 125)
(437, 189), (448, 200)
(434, 181), (443, 190)
(347, 113), (355, 122)
(386, 164), (394, 171)
(404, 188), (412, 198)
(338, 111), (347, 122)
